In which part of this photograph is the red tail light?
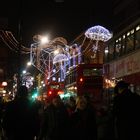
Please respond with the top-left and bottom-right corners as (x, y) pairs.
(80, 77), (83, 82)
(48, 91), (52, 95)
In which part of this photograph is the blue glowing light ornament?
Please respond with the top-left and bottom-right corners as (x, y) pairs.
(53, 54), (68, 81)
(85, 25), (112, 42)
(53, 54), (68, 64)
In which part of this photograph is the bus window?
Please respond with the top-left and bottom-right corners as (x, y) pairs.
(83, 68), (102, 76)
(50, 85), (60, 90)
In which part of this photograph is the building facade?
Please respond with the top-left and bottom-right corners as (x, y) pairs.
(104, 0), (140, 94)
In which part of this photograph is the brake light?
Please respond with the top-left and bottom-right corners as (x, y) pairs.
(48, 91), (52, 95)
(80, 78), (83, 82)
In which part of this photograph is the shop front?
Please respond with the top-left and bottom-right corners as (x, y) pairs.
(104, 49), (140, 95)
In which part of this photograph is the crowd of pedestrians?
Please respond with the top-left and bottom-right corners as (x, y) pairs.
(0, 80), (140, 140)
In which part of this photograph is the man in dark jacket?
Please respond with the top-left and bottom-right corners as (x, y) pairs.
(113, 81), (140, 140)
(2, 85), (40, 140)
(39, 94), (70, 140)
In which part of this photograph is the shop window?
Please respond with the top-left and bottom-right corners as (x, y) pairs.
(135, 28), (140, 49)
(126, 31), (134, 53)
(108, 43), (115, 61)
(104, 46), (109, 62)
(122, 35), (126, 55)
(115, 38), (122, 58)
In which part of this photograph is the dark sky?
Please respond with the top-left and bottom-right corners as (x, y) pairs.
(0, 0), (113, 47)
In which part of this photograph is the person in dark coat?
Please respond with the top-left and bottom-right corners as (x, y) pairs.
(113, 80), (140, 140)
(2, 85), (40, 140)
(66, 96), (76, 116)
(70, 95), (97, 140)
(39, 94), (70, 140)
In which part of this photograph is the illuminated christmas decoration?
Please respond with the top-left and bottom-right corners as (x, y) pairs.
(69, 44), (81, 67)
(30, 36), (68, 81)
(85, 25), (112, 42)
(85, 25), (113, 53)
(53, 54), (68, 81)
(53, 54), (68, 64)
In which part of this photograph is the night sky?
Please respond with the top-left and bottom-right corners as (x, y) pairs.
(0, 0), (113, 47)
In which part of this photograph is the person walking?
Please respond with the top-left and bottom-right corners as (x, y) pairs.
(70, 95), (97, 140)
(113, 80), (140, 140)
(39, 94), (70, 140)
(2, 85), (40, 140)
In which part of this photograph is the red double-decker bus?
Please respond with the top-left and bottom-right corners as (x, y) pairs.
(65, 64), (103, 105)
(46, 81), (65, 97)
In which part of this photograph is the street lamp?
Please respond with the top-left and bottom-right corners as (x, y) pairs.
(22, 70), (27, 74)
(40, 36), (49, 44)
(27, 61), (32, 66)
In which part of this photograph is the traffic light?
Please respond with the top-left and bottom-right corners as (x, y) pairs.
(32, 93), (38, 99)
(31, 89), (38, 100)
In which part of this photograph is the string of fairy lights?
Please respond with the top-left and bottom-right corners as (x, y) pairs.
(0, 25), (112, 55)
(0, 26), (112, 82)
(0, 30), (30, 54)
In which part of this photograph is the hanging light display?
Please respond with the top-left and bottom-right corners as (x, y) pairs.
(85, 25), (113, 42)
(84, 25), (113, 58)
(53, 54), (68, 81)
(53, 54), (68, 64)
